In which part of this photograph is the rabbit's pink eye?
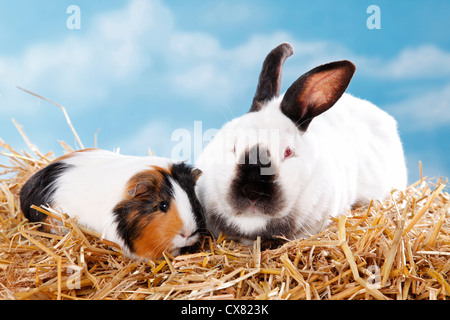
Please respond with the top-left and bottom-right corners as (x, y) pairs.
(284, 147), (293, 159)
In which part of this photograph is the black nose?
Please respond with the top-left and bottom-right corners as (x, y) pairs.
(242, 181), (265, 203)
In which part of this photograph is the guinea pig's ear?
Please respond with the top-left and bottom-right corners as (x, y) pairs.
(280, 60), (355, 132)
(191, 168), (202, 183)
(128, 182), (149, 198)
(250, 43), (294, 112)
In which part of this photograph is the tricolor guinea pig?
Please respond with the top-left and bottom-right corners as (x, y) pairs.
(20, 149), (205, 259)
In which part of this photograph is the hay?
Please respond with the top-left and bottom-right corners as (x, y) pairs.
(1, 134), (449, 300)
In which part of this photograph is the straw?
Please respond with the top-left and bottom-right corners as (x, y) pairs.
(0, 107), (449, 299)
(16, 86), (84, 150)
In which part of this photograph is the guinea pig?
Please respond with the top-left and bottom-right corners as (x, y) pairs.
(195, 43), (407, 247)
(20, 148), (205, 259)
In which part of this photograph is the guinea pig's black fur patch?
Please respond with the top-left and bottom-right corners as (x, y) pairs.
(20, 162), (73, 223)
(170, 163), (205, 234)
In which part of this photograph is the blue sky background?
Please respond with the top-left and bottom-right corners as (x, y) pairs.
(0, 0), (449, 184)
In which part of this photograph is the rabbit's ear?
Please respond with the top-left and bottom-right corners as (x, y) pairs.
(250, 43), (294, 112)
(280, 60), (355, 131)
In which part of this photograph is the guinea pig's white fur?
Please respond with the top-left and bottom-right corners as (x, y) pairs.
(196, 43), (407, 246)
(20, 149), (204, 259)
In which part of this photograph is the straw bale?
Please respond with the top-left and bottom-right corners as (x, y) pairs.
(1, 135), (449, 300)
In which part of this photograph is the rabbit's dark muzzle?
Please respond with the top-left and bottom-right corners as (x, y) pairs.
(228, 145), (285, 216)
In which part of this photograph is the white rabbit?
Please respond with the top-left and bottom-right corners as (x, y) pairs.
(196, 43), (407, 247)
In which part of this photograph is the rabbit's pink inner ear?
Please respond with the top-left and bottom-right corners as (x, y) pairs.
(300, 67), (352, 111)
(280, 60), (355, 131)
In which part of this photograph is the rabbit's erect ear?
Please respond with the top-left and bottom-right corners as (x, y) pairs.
(280, 60), (355, 132)
(250, 43), (294, 112)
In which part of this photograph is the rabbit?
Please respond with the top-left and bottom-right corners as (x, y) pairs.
(20, 148), (205, 259)
(195, 43), (407, 247)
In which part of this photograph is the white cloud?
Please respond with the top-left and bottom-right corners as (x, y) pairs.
(201, 2), (256, 26)
(386, 83), (450, 130)
(164, 30), (356, 104)
(112, 120), (174, 157)
(3, 0), (449, 117)
(168, 32), (221, 60)
(0, 0), (170, 114)
(0, 0), (272, 113)
(173, 64), (225, 93)
(357, 45), (450, 79)
(167, 32), (291, 102)
(388, 45), (450, 78)
(2, 0), (450, 174)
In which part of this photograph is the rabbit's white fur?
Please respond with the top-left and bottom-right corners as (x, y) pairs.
(196, 61), (407, 245)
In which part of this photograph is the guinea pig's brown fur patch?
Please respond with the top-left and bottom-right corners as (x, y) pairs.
(133, 202), (183, 258)
(113, 166), (184, 259)
(124, 166), (171, 199)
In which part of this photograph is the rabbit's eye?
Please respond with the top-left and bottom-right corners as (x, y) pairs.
(284, 147), (294, 159)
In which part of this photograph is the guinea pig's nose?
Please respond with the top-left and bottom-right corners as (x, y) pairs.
(180, 229), (193, 238)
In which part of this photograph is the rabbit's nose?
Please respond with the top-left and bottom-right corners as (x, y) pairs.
(242, 183), (264, 203)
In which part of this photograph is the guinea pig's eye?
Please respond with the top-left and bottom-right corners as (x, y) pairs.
(158, 201), (169, 213)
(284, 146), (294, 159)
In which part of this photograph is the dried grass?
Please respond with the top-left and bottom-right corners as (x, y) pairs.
(1, 136), (448, 300)
(1, 113), (449, 300)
